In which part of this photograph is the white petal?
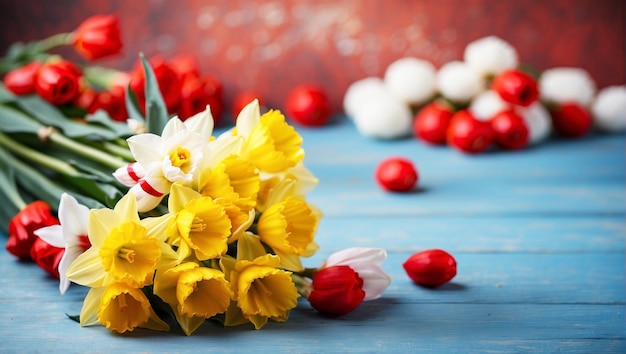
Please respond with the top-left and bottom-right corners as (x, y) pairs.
(58, 193), (89, 243)
(539, 67), (597, 107)
(127, 133), (164, 166)
(517, 102), (552, 144)
(34, 225), (65, 248)
(591, 85), (626, 133)
(129, 180), (168, 212)
(352, 92), (413, 139)
(384, 57), (437, 105)
(464, 35), (518, 77)
(58, 246), (84, 294)
(161, 116), (186, 139)
(235, 99), (260, 137)
(325, 247), (387, 268)
(469, 90), (511, 121)
(113, 162), (145, 187)
(184, 105), (215, 140)
(343, 77), (387, 119)
(350, 262), (392, 301)
(437, 61), (485, 103)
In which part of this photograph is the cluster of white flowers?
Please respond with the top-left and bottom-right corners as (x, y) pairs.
(343, 35), (626, 140)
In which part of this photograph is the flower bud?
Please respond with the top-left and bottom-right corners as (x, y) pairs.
(539, 67), (597, 107)
(550, 102), (592, 138)
(464, 36), (518, 77)
(29, 237), (64, 278)
(490, 109), (529, 150)
(308, 265), (365, 315)
(72, 14), (123, 60)
(403, 249), (457, 288)
(413, 101), (455, 145)
(3, 61), (42, 95)
(384, 57), (437, 105)
(35, 60), (82, 105)
(437, 61), (485, 103)
(6, 201), (59, 260)
(446, 110), (494, 154)
(591, 85), (626, 133)
(491, 69), (539, 107)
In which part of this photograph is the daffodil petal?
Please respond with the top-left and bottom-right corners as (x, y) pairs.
(88, 209), (119, 246)
(173, 311), (205, 336)
(114, 193), (140, 223)
(235, 99), (260, 137)
(34, 225), (64, 248)
(66, 247), (105, 288)
(161, 116), (186, 139)
(80, 287), (105, 327)
(127, 133), (163, 166)
(184, 105), (214, 141)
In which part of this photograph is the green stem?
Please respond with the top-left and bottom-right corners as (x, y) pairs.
(83, 66), (126, 89)
(101, 141), (134, 161)
(48, 130), (125, 170)
(291, 274), (313, 298)
(0, 131), (80, 177)
(7, 149), (66, 208)
(0, 149), (27, 210)
(34, 32), (74, 53)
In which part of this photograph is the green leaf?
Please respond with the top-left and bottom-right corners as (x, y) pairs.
(0, 104), (41, 133)
(86, 110), (133, 137)
(140, 53), (169, 135)
(66, 314), (80, 323)
(125, 82), (146, 123)
(14, 95), (119, 140)
(0, 83), (17, 103)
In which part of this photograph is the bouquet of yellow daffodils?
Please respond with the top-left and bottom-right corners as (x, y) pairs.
(1, 45), (391, 334)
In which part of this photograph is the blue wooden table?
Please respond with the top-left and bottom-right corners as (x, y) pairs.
(1, 116), (624, 353)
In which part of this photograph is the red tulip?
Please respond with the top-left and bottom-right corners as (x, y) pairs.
(35, 60), (82, 105)
(129, 56), (182, 114)
(90, 86), (128, 122)
(308, 265), (365, 315)
(6, 201), (59, 260)
(177, 75), (223, 124)
(29, 237), (64, 278)
(492, 69), (539, 107)
(413, 101), (455, 145)
(550, 102), (592, 138)
(232, 90), (263, 121)
(375, 157), (418, 192)
(3, 61), (42, 95)
(72, 14), (123, 61)
(285, 85), (332, 127)
(447, 110), (494, 154)
(403, 249), (457, 288)
(490, 109), (529, 150)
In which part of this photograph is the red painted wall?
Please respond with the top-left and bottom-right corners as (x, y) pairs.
(0, 0), (623, 116)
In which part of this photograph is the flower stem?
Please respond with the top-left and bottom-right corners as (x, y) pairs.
(0, 149), (27, 210)
(291, 274), (313, 298)
(0, 131), (81, 177)
(101, 141), (134, 161)
(48, 130), (126, 170)
(34, 33), (74, 53)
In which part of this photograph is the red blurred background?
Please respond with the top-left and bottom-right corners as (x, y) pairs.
(0, 0), (623, 121)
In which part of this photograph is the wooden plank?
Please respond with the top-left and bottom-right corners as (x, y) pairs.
(313, 216), (626, 253)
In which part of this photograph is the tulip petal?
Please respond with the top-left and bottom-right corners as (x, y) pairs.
(325, 247), (387, 268)
(350, 262), (392, 301)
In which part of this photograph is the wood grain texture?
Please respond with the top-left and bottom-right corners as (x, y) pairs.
(0, 0), (623, 116)
(1, 115), (625, 353)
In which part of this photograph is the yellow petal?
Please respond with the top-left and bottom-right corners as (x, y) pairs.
(236, 232), (267, 262)
(66, 247), (106, 288)
(80, 287), (105, 327)
(114, 193), (140, 223)
(88, 209), (119, 247)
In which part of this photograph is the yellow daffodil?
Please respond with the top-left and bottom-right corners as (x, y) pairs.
(222, 253), (299, 329)
(198, 154), (260, 212)
(231, 100), (304, 173)
(166, 184), (232, 262)
(154, 262), (233, 335)
(66, 193), (177, 288)
(256, 196), (320, 269)
(79, 282), (169, 333)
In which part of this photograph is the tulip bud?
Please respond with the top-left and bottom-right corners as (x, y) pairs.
(491, 69), (539, 107)
(308, 265), (365, 315)
(413, 102), (455, 145)
(3, 61), (42, 95)
(6, 201), (59, 260)
(550, 102), (592, 138)
(447, 110), (494, 154)
(129, 56), (182, 114)
(72, 14), (123, 61)
(403, 249), (457, 288)
(490, 109), (530, 150)
(35, 60), (82, 105)
(29, 237), (64, 278)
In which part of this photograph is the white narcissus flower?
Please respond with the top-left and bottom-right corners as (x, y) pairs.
(352, 90), (413, 139)
(342, 77), (388, 119)
(34, 193), (90, 294)
(518, 101), (552, 144)
(121, 106), (215, 212)
(591, 85), (626, 133)
(324, 247), (392, 301)
(464, 35), (519, 77)
(384, 57), (437, 106)
(539, 67), (597, 107)
(437, 61), (485, 103)
(469, 90), (512, 121)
